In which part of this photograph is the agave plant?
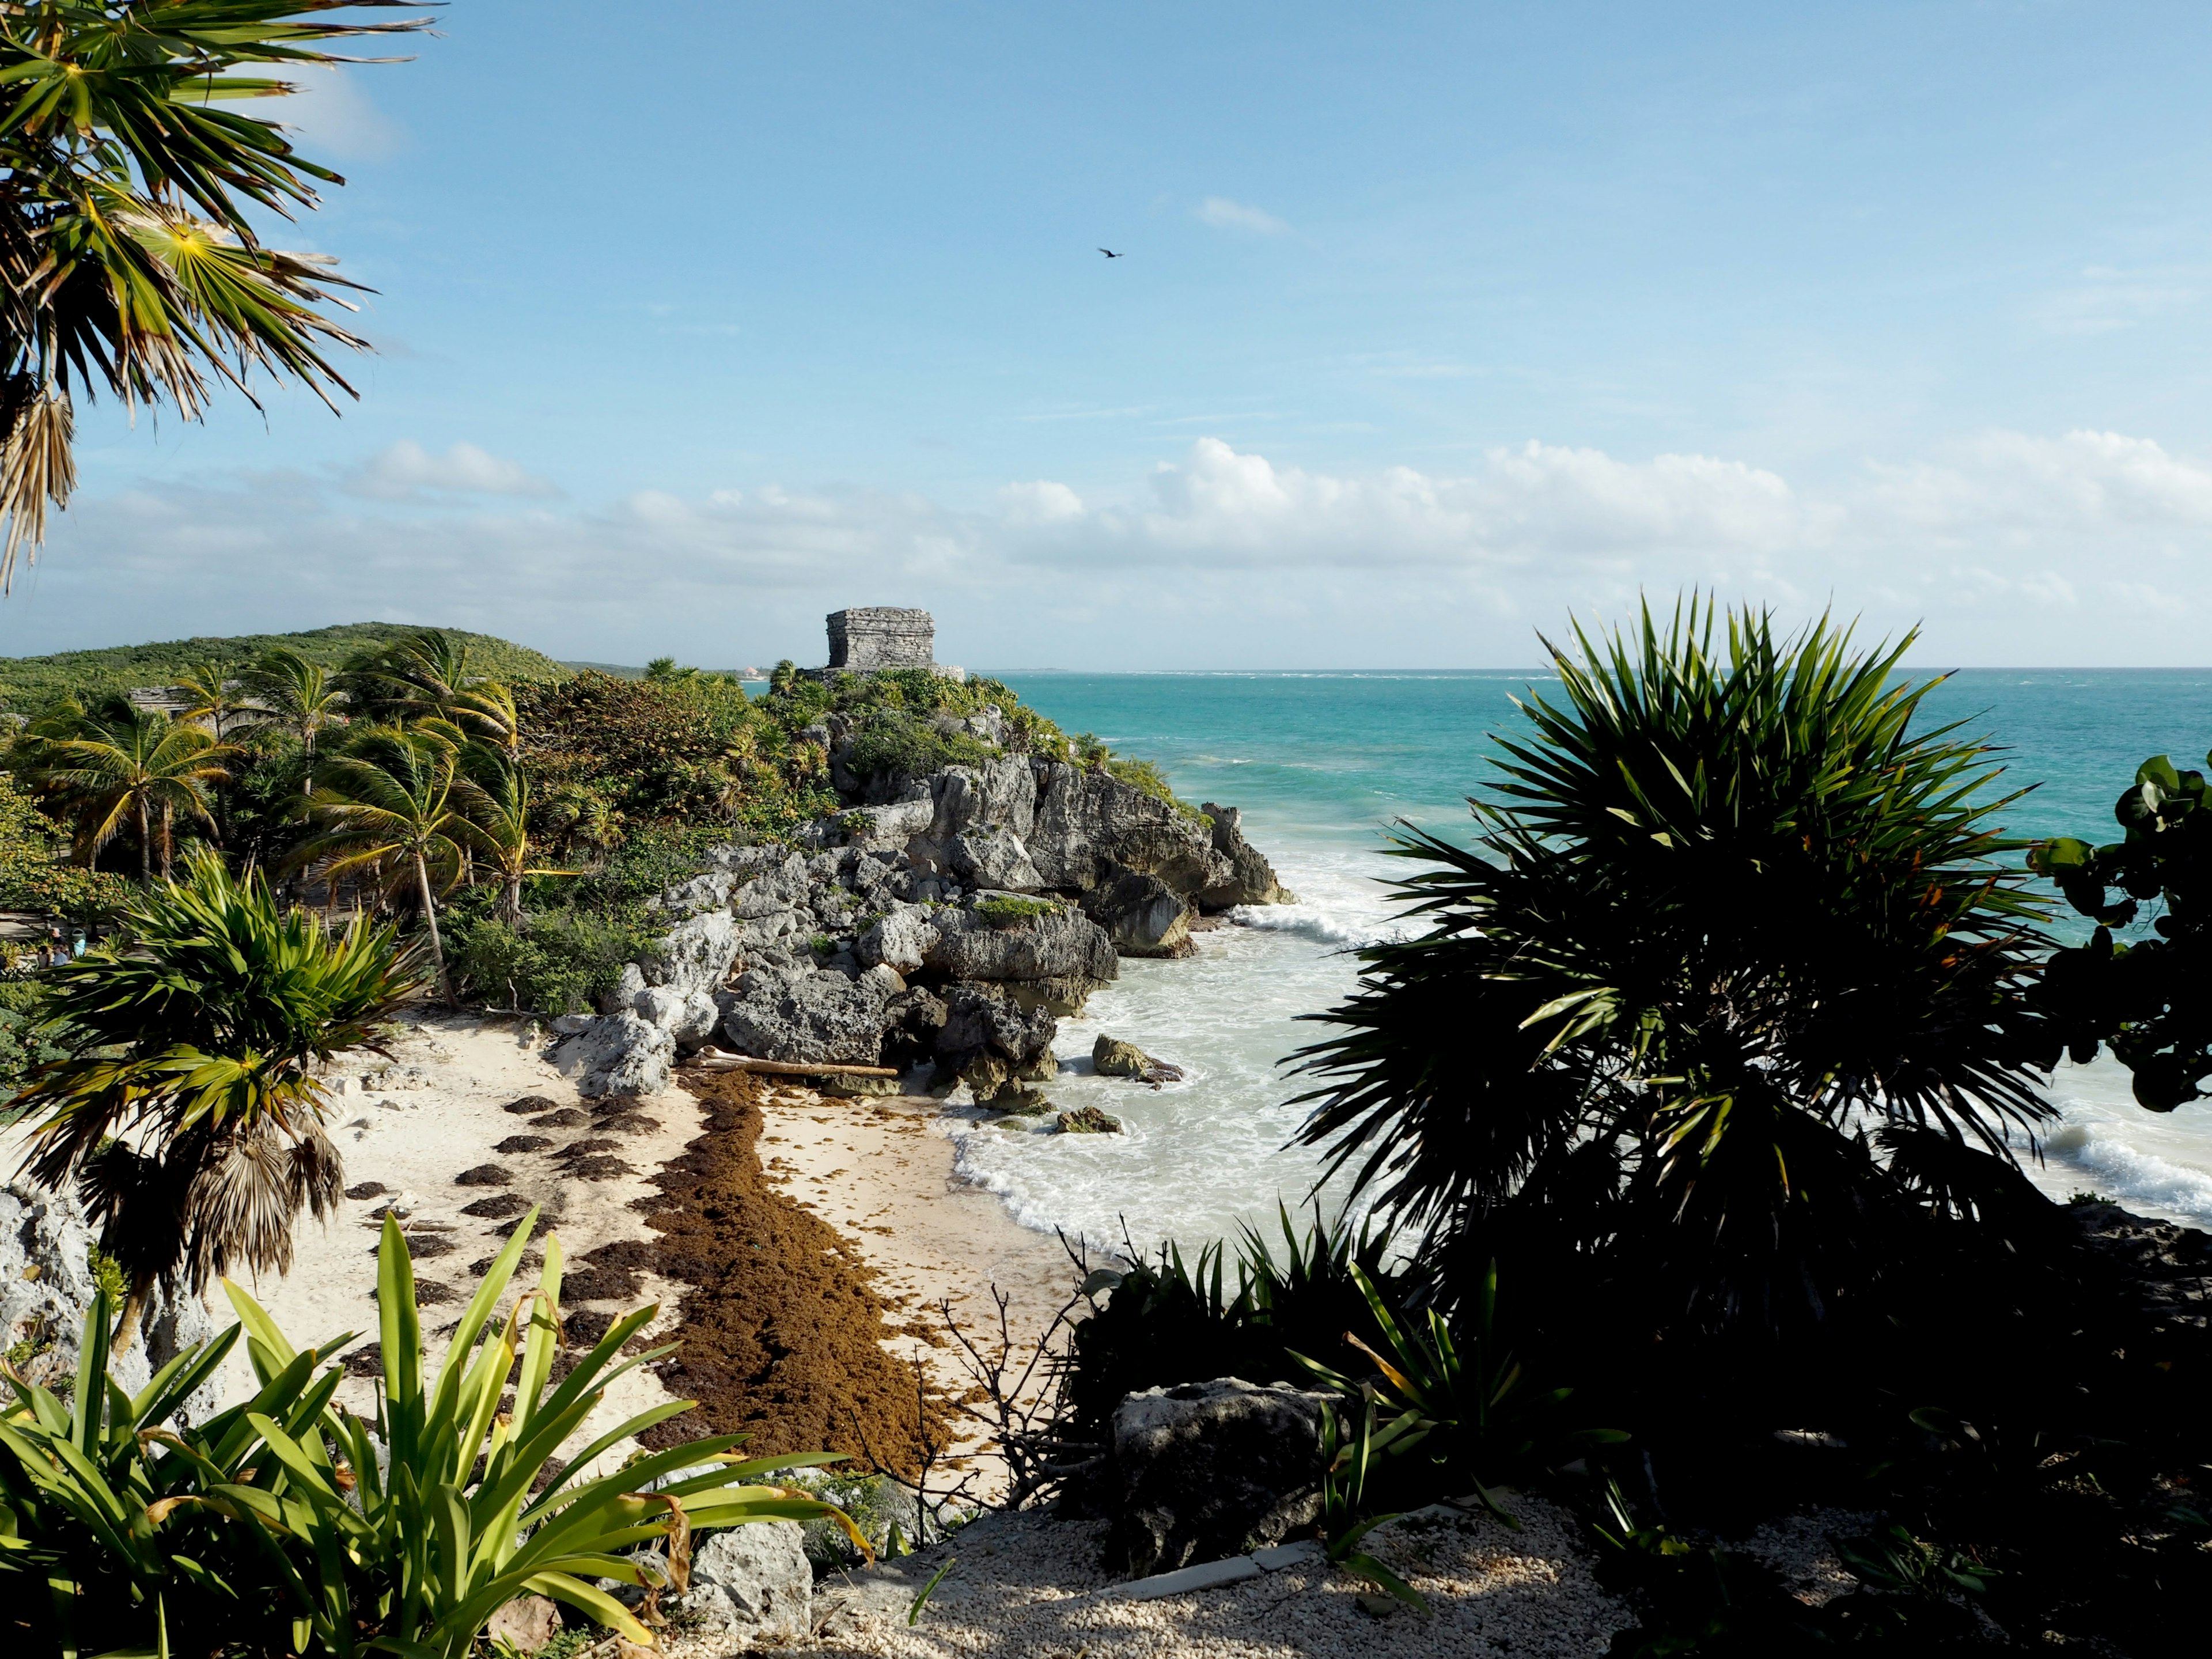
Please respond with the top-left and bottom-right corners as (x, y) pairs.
(15, 846), (418, 1346)
(1293, 599), (2061, 1335)
(0, 1209), (863, 1656)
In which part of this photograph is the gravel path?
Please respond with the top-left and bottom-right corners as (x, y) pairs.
(790, 1496), (1634, 1658)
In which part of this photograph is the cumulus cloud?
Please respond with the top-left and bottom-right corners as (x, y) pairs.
(1195, 196), (1289, 234)
(17, 429), (2212, 668)
(346, 441), (560, 501)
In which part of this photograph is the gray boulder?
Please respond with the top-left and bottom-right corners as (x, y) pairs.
(721, 964), (900, 1064)
(639, 908), (739, 997)
(672, 1521), (813, 1644)
(925, 898), (1118, 984)
(700, 842), (784, 877)
(946, 823), (1046, 892)
(838, 797), (936, 851)
(1084, 869), (1194, 959)
(1198, 804), (1294, 909)
(1093, 1033), (1185, 1085)
(734, 851), (815, 919)
(1108, 1378), (1330, 1577)
(649, 869), (737, 916)
(596, 961), (647, 1016)
(634, 986), (721, 1048)
(929, 758), (1039, 842)
(935, 982), (1058, 1094)
(0, 1181), (222, 1426)
(858, 905), (941, 973)
(1026, 763), (1232, 899)
(554, 1012), (675, 1098)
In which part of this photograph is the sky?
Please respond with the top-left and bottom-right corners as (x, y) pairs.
(10, 0), (2212, 669)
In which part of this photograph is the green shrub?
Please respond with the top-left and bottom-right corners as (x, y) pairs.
(0, 1212), (863, 1657)
(840, 708), (995, 784)
(446, 908), (654, 1014)
(976, 894), (1059, 925)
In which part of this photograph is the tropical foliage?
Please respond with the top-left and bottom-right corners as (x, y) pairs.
(0, 2), (441, 584)
(12, 848), (417, 1342)
(12, 691), (235, 878)
(0, 1213), (862, 1656)
(2029, 751), (2212, 1108)
(1292, 601), (2061, 1334)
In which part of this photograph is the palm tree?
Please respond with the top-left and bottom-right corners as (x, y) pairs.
(169, 660), (254, 743)
(461, 748), (574, 925)
(346, 628), (479, 724)
(16, 695), (235, 880)
(289, 724), (482, 1004)
(0, 4), (434, 587)
(14, 847), (419, 1347)
(241, 645), (349, 791)
(1292, 600), (2059, 1336)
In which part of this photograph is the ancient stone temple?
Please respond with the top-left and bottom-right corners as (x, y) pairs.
(821, 607), (964, 680)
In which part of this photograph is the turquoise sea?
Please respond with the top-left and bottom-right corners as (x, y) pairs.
(932, 669), (2212, 1251)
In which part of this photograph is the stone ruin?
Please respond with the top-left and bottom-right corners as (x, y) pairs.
(820, 607), (963, 681)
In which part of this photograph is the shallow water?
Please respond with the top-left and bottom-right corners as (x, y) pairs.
(946, 669), (2212, 1248)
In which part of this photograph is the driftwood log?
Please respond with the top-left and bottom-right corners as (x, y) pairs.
(684, 1050), (899, 1079)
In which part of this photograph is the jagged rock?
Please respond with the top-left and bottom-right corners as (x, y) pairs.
(880, 986), (950, 1069)
(1027, 763), (1232, 899)
(596, 961), (647, 1015)
(1108, 1378), (1331, 1577)
(839, 797), (937, 850)
(650, 870), (736, 915)
(721, 964), (900, 1065)
(929, 758), (1039, 843)
(633, 986), (721, 1048)
(924, 898), (1119, 984)
(735, 852), (815, 918)
(700, 842), (784, 877)
(935, 982), (1058, 1078)
(673, 1521), (813, 1644)
(1084, 869), (1194, 959)
(639, 908), (739, 998)
(858, 904), (941, 973)
(1058, 1105), (1122, 1134)
(1093, 1034), (1185, 1085)
(1198, 804), (1294, 909)
(988, 1086), (1056, 1115)
(0, 1182), (222, 1426)
(553, 1012), (676, 1098)
(946, 823), (1046, 892)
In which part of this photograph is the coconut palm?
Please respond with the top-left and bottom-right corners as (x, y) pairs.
(345, 628), (479, 724)
(0, 3), (434, 588)
(461, 747), (574, 925)
(169, 659), (255, 742)
(15, 694), (235, 878)
(289, 722), (480, 1004)
(241, 643), (349, 790)
(14, 846), (419, 1346)
(1293, 601), (2060, 1336)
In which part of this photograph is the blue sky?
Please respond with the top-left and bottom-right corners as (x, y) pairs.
(12, 0), (2212, 668)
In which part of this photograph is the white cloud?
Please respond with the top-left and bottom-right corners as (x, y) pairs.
(18, 428), (2212, 669)
(1195, 196), (1289, 234)
(276, 67), (404, 162)
(346, 441), (560, 501)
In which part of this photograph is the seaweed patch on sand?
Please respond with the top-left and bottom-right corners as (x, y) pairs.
(641, 1071), (955, 1475)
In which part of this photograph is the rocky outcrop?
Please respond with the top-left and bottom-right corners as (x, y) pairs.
(554, 749), (1286, 1095)
(925, 896), (1119, 986)
(1107, 1378), (1331, 1577)
(672, 1521), (813, 1645)
(0, 1181), (223, 1426)
(1198, 804), (1294, 910)
(720, 963), (904, 1065)
(1083, 870), (1193, 959)
(1058, 1105), (1122, 1134)
(935, 982), (1058, 1098)
(1094, 1034), (1185, 1085)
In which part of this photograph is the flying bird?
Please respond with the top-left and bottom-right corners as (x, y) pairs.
(1097, 247), (1123, 258)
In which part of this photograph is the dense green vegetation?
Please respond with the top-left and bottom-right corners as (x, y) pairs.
(0, 623), (565, 713)
(0, 1217), (858, 1656)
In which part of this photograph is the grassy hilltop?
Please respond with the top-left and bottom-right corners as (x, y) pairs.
(0, 623), (567, 711)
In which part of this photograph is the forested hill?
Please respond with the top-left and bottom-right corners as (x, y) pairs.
(0, 623), (567, 711)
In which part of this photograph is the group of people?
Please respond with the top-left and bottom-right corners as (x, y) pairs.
(18, 923), (89, 972)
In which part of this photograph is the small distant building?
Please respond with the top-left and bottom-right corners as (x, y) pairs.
(817, 608), (964, 681)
